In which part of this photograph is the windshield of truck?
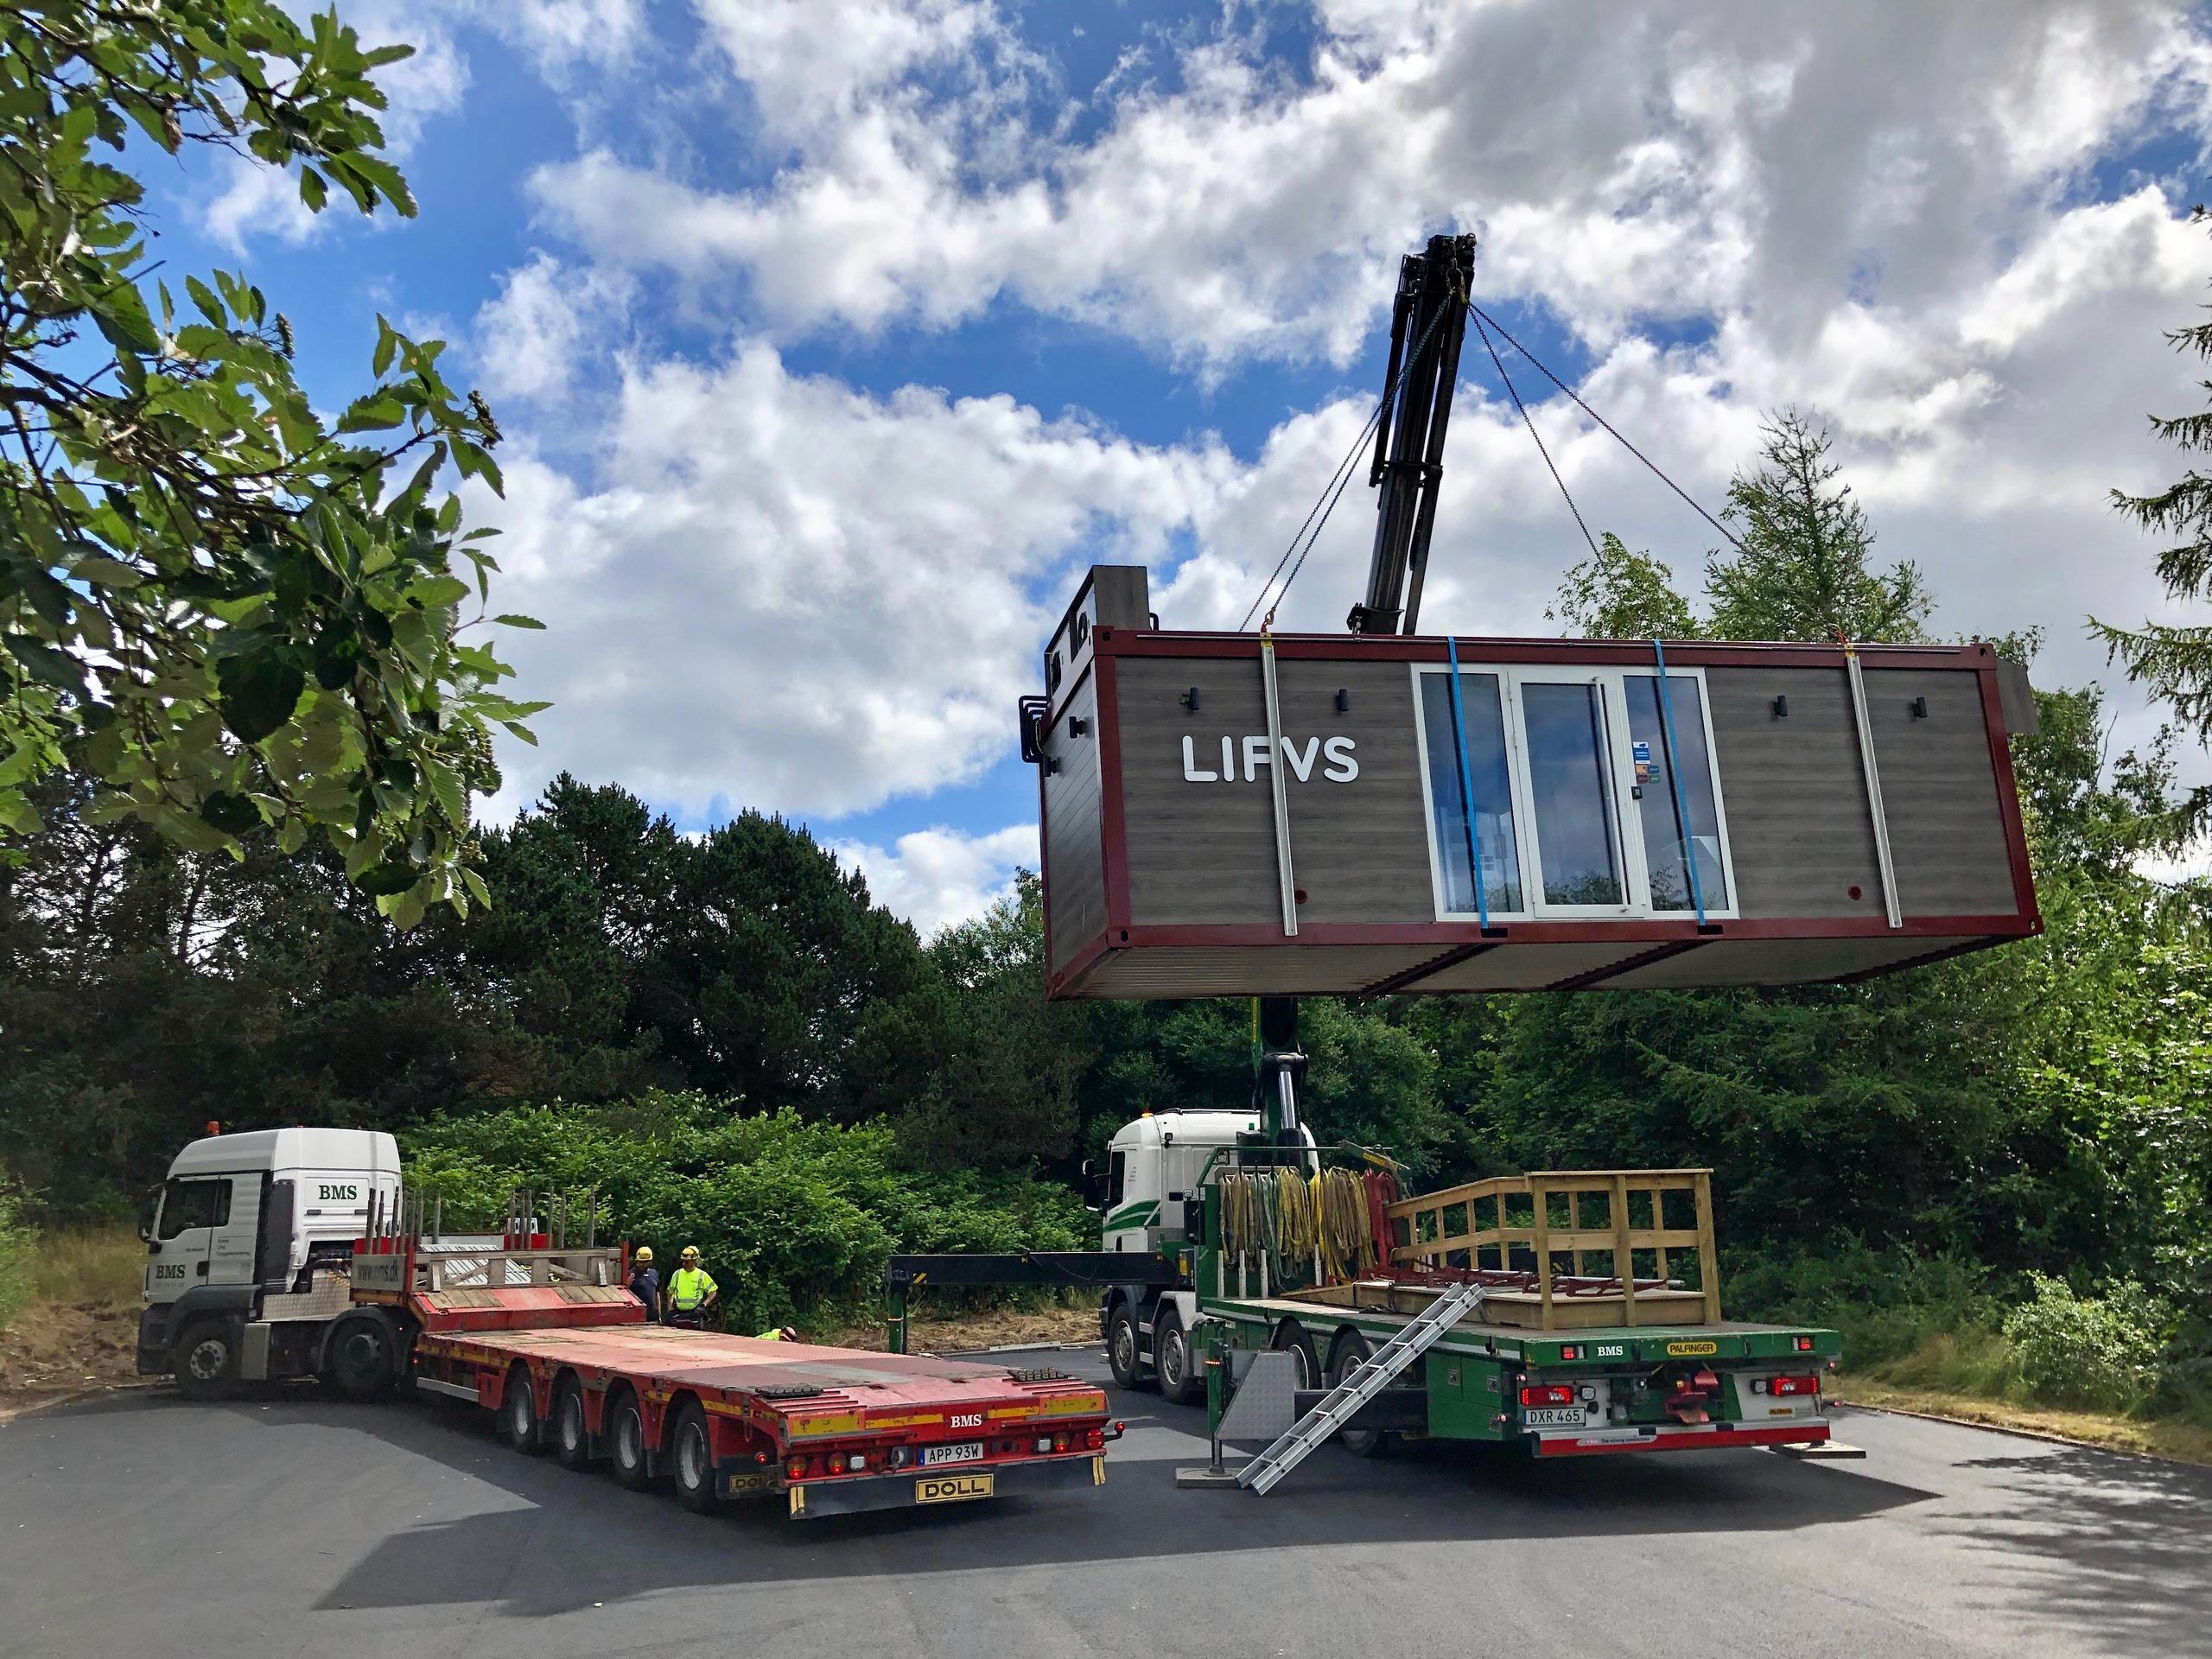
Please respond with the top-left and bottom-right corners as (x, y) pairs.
(1107, 1151), (1126, 1208)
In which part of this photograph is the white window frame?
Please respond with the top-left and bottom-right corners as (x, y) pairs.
(1409, 663), (1740, 924)
(1409, 663), (1535, 923)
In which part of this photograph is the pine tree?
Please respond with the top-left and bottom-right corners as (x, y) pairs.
(1705, 410), (1932, 644)
(2098, 203), (2212, 745)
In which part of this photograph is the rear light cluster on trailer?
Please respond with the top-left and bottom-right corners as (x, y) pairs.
(1750, 1376), (1821, 1396)
(783, 1424), (1103, 1482)
(1520, 1384), (1577, 1407)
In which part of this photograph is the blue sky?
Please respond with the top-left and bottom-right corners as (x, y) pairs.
(158, 1), (2212, 930)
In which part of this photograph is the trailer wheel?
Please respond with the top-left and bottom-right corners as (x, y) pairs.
(1107, 1304), (1147, 1390)
(173, 1320), (238, 1402)
(498, 1364), (542, 1453)
(1154, 1306), (1201, 1406)
(1269, 1320), (1319, 1389)
(1327, 1331), (1391, 1459)
(671, 1402), (721, 1515)
(608, 1389), (652, 1491)
(551, 1376), (592, 1469)
(327, 1314), (396, 1402)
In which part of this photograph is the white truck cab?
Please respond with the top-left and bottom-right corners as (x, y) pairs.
(138, 1128), (401, 1397)
(1094, 1109), (1315, 1406)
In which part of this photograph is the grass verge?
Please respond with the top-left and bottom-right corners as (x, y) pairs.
(1835, 1379), (2212, 1467)
(1830, 1323), (2212, 1468)
(0, 1224), (147, 1414)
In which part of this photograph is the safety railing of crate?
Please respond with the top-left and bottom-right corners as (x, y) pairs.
(1386, 1168), (1720, 1329)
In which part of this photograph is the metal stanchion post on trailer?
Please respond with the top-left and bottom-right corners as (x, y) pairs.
(1176, 1320), (1245, 1488)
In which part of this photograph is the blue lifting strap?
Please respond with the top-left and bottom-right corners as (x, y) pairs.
(1650, 639), (1707, 926)
(1445, 638), (1490, 930)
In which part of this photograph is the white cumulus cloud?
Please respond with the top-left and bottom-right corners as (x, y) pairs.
(830, 823), (1039, 937)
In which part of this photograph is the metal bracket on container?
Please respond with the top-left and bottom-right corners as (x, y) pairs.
(1260, 631), (1299, 937)
(1841, 645), (1904, 928)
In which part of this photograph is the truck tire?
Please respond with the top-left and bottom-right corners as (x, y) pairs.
(608, 1389), (652, 1491)
(327, 1314), (396, 1402)
(1107, 1304), (1147, 1390)
(551, 1376), (592, 1469)
(1154, 1306), (1201, 1406)
(671, 1402), (721, 1514)
(173, 1320), (238, 1401)
(498, 1364), (542, 1453)
(1269, 1320), (1319, 1389)
(1327, 1330), (1391, 1459)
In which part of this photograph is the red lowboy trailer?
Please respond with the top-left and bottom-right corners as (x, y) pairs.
(330, 1206), (1113, 1520)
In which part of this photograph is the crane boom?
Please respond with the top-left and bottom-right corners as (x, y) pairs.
(1350, 232), (1477, 638)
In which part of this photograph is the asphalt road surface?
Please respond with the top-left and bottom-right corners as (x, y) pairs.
(4, 1346), (2207, 1659)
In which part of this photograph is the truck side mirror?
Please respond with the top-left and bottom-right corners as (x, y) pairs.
(1078, 1160), (1100, 1211)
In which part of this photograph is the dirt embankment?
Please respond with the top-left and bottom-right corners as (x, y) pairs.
(0, 1299), (147, 1421)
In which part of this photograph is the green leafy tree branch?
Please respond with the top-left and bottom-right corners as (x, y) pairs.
(0, 1), (543, 925)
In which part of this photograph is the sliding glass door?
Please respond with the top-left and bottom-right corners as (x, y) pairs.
(1515, 680), (1628, 912)
(1414, 663), (1738, 923)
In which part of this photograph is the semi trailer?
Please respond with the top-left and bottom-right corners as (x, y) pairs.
(137, 1127), (1114, 1520)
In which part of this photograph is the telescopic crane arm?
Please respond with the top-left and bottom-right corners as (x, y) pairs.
(1261, 232), (1475, 1142)
(1349, 232), (1477, 639)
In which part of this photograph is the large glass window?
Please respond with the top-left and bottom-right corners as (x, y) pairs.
(1519, 681), (1626, 908)
(157, 1177), (231, 1240)
(1418, 671), (1524, 915)
(1624, 674), (1729, 912)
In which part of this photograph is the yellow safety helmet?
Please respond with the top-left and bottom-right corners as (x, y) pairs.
(680, 1244), (701, 1262)
(632, 1245), (653, 1264)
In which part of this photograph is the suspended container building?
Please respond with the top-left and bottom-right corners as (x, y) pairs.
(1027, 566), (2041, 1001)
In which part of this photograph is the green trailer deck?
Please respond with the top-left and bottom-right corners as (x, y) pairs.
(1191, 1162), (1844, 1462)
(1199, 1292), (1841, 1458)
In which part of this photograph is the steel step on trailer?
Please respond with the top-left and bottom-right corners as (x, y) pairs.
(1236, 1279), (1487, 1494)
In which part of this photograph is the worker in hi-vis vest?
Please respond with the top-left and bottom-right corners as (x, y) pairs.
(665, 1245), (719, 1328)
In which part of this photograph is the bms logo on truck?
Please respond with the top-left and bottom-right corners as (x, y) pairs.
(153, 1263), (187, 1280)
(318, 1183), (359, 1202)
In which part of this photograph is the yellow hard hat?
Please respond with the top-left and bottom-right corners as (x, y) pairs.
(681, 1244), (701, 1261)
(633, 1245), (653, 1263)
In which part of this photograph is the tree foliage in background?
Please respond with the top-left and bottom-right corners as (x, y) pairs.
(1546, 532), (1702, 639)
(2099, 201), (2212, 838)
(402, 1096), (1094, 1335)
(0, 1), (535, 920)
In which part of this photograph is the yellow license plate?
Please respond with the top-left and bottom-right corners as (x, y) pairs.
(916, 1471), (995, 1504)
(1666, 1339), (1719, 1357)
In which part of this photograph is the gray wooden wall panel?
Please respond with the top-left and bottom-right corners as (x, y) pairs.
(1116, 656), (1438, 929)
(1707, 667), (1885, 920)
(1277, 660), (1435, 924)
(1117, 657), (1280, 925)
(1865, 668), (2018, 917)
(1042, 670), (1105, 972)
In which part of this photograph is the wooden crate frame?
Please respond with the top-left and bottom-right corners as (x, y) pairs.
(1388, 1168), (1720, 1328)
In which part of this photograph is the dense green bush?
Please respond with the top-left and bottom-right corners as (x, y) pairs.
(401, 1094), (1094, 1334)
(2003, 1274), (2172, 1414)
(1725, 1238), (1998, 1368)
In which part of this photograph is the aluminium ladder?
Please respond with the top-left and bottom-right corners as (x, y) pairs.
(1236, 1279), (1487, 1494)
